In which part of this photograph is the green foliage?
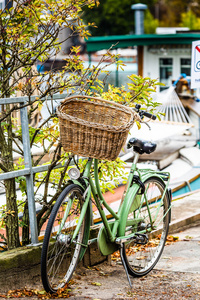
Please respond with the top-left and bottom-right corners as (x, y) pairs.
(97, 158), (128, 194)
(99, 74), (163, 116)
(126, 74), (163, 109)
(0, 0), (93, 98)
(82, 0), (200, 36)
(179, 9), (200, 30)
(82, 0), (156, 36)
(144, 10), (159, 34)
(157, 0), (200, 28)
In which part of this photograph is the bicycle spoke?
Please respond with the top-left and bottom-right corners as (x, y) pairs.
(122, 177), (170, 277)
(41, 184), (87, 293)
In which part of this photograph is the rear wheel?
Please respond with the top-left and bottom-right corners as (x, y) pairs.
(41, 184), (87, 293)
(121, 177), (170, 277)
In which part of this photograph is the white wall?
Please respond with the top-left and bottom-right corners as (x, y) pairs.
(143, 46), (191, 88)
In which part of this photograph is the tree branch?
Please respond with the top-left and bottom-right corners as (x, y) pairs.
(0, 161), (8, 172)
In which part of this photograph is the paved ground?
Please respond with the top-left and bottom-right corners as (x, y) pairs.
(67, 224), (200, 299)
(157, 225), (200, 273)
(13, 222), (199, 300)
(59, 190), (200, 299)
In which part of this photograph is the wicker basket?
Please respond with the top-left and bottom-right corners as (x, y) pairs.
(57, 95), (139, 161)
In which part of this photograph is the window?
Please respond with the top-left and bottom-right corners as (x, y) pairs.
(159, 58), (173, 90)
(180, 58), (191, 76)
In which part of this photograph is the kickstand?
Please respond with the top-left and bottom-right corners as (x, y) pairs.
(120, 245), (132, 288)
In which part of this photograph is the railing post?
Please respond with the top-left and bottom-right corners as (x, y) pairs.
(20, 102), (39, 245)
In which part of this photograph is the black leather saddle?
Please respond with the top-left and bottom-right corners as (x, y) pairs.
(127, 138), (157, 155)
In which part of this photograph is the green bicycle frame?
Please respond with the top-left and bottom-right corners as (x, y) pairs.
(118, 154), (170, 238)
(69, 155), (170, 252)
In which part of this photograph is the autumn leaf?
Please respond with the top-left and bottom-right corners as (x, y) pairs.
(151, 273), (167, 278)
(17, 82), (24, 90)
(0, 287), (71, 299)
(136, 256), (146, 260)
(91, 282), (102, 286)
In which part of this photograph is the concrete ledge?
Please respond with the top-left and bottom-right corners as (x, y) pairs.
(169, 213), (200, 234)
(0, 245), (43, 292)
(0, 225), (108, 293)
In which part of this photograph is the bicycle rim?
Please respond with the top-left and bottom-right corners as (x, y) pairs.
(41, 184), (86, 293)
(122, 177), (170, 277)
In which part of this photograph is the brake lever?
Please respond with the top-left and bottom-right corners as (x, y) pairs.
(141, 121), (151, 130)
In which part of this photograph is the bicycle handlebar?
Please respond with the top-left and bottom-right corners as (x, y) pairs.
(140, 110), (157, 120)
(134, 104), (157, 120)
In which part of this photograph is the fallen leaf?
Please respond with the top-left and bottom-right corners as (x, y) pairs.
(136, 256), (146, 260)
(99, 271), (109, 276)
(91, 282), (102, 286)
(37, 290), (46, 295)
(0, 287), (71, 299)
(151, 274), (167, 278)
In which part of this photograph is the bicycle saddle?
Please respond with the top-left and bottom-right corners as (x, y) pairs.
(127, 138), (157, 155)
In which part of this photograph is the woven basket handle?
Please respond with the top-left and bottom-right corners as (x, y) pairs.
(61, 95), (126, 109)
(60, 95), (141, 122)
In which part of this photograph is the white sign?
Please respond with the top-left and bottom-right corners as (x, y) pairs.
(191, 40), (200, 88)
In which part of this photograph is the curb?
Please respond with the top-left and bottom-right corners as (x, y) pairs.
(169, 213), (200, 234)
(0, 225), (108, 293)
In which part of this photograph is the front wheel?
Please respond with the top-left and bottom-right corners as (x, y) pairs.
(41, 184), (87, 293)
(121, 177), (170, 277)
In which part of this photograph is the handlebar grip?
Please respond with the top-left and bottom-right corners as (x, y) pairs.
(142, 111), (157, 120)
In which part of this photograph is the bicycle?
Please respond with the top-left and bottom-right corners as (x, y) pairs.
(41, 103), (172, 293)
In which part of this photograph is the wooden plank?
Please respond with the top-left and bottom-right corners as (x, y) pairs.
(139, 142), (185, 169)
(137, 45), (144, 77)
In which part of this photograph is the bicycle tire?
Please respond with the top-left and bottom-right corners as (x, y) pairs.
(41, 184), (87, 293)
(121, 176), (170, 277)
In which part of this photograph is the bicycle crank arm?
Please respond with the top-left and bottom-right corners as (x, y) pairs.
(87, 238), (98, 245)
(115, 233), (148, 245)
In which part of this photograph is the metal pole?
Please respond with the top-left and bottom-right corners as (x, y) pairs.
(20, 103), (39, 245)
(131, 3), (147, 35)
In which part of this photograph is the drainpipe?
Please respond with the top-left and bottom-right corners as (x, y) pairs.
(131, 3), (147, 76)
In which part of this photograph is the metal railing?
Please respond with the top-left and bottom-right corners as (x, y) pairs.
(0, 94), (68, 245)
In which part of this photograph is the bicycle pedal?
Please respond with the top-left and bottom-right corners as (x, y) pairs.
(115, 233), (137, 244)
(134, 233), (148, 245)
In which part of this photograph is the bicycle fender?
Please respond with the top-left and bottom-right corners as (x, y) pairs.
(141, 173), (171, 221)
(139, 172), (166, 184)
(166, 188), (172, 223)
(68, 179), (85, 190)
